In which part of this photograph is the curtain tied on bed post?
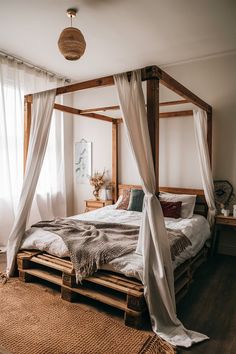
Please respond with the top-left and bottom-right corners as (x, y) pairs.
(193, 109), (216, 227)
(6, 89), (56, 277)
(114, 70), (208, 347)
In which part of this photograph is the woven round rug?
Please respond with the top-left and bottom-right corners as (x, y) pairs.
(0, 280), (176, 354)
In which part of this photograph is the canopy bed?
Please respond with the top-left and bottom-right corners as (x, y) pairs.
(6, 65), (215, 348)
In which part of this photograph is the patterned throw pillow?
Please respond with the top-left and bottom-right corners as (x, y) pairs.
(116, 189), (131, 210)
(160, 201), (182, 219)
(127, 189), (145, 212)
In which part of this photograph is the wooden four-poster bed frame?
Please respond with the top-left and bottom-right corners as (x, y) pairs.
(18, 65), (212, 328)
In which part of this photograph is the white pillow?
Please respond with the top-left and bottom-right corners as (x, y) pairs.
(159, 192), (196, 219)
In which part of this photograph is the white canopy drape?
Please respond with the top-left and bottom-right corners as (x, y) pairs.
(193, 109), (216, 226)
(114, 70), (208, 347)
(7, 89), (56, 276)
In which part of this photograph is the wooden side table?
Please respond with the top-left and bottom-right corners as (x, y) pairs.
(85, 199), (113, 212)
(211, 215), (236, 255)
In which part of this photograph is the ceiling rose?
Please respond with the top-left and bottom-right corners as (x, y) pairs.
(58, 8), (86, 61)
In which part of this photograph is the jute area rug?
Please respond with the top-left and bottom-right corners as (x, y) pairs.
(0, 280), (176, 354)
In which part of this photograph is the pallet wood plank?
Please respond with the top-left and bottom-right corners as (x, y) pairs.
(175, 276), (190, 295)
(37, 254), (73, 269)
(30, 256), (74, 274)
(174, 261), (191, 281)
(19, 270), (34, 283)
(126, 294), (146, 311)
(91, 272), (143, 291)
(62, 284), (140, 316)
(98, 271), (143, 288)
(84, 275), (143, 298)
(61, 287), (78, 302)
(17, 250), (41, 258)
(124, 310), (147, 329)
(42, 253), (72, 265)
(22, 268), (62, 286)
(62, 273), (76, 288)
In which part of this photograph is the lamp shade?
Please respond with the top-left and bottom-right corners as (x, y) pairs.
(58, 27), (86, 61)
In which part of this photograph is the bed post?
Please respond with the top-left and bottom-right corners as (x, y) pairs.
(207, 108), (212, 166)
(24, 95), (32, 172)
(112, 120), (118, 202)
(146, 68), (159, 193)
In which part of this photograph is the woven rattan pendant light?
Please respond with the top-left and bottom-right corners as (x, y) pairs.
(58, 8), (86, 61)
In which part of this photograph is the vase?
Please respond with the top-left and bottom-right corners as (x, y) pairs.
(93, 187), (100, 200)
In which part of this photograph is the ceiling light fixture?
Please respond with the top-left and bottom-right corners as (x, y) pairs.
(58, 8), (86, 61)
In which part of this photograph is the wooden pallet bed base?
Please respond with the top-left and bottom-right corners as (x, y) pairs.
(17, 247), (208, 329)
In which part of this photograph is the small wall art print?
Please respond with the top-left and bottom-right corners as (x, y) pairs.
(75, 139), (92, 184)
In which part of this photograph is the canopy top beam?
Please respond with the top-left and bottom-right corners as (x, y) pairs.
(25, 65), (211, 113)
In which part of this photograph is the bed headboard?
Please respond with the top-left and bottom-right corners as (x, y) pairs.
(118, 184), (208, 217)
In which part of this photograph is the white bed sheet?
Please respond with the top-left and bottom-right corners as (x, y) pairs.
(21, 205), (210, 282)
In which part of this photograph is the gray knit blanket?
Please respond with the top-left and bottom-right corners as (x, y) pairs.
(32, 219), (138, 282)
(32, 218), (191, 281)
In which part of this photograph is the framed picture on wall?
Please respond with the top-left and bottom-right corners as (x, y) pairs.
(75, 139), (92, 184)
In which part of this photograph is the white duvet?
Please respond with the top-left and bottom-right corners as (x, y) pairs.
(21, 205), (210, 281)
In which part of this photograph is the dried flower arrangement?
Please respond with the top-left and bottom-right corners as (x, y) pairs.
(89, 171), (105, 200)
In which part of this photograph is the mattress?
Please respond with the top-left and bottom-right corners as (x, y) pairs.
(21, 205), (210, 282)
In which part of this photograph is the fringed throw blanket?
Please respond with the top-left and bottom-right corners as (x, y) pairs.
(166, 228), (192, 261)
(32, 218), (192, 281)
(32, 219), (138, 281)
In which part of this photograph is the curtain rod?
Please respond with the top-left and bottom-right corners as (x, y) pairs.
(0, 49), (71, 83)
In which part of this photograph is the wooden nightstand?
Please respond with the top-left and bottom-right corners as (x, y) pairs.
(211, 215), (236, 255)
(85, 199), (113, 212)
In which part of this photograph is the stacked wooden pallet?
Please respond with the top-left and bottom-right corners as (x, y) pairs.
(17, 247), (207, 329)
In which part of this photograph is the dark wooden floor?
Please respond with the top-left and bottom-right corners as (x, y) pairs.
(177, 255), (236, 354)
(0, 253), (235, 353)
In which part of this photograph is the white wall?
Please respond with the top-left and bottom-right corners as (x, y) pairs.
(162, 53), (236, 187)
(62, 94), (74, 216)
(159, 114), (201, 188)
(73, 95), (113, 214)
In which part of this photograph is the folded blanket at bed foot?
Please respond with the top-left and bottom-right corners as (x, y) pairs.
(32, 218), (191, 282)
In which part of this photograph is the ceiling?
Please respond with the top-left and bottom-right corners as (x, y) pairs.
(0, 0), (235, 82)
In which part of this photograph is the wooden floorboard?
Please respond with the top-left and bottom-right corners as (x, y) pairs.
(177, 255), (236, 353)
(0, 253), (236, 353)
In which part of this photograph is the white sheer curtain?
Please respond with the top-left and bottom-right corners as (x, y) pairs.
(114, 70), (208, 347)
(0, 59), (23, 248)
(0, 57), (66, 248)
(29, 103), (66, 224)
(193, 109), (216, 226)
(7, 89), (56, 275)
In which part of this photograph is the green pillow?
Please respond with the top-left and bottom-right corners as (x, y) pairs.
(127, 189), (145, 212)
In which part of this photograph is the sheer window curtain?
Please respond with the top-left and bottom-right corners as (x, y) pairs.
(114, 70), (208, 347)
(0, 57), (66, 249)
(29, 100), (67, 224)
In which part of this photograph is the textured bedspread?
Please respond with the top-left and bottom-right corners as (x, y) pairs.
(32, 218), (191, 281)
